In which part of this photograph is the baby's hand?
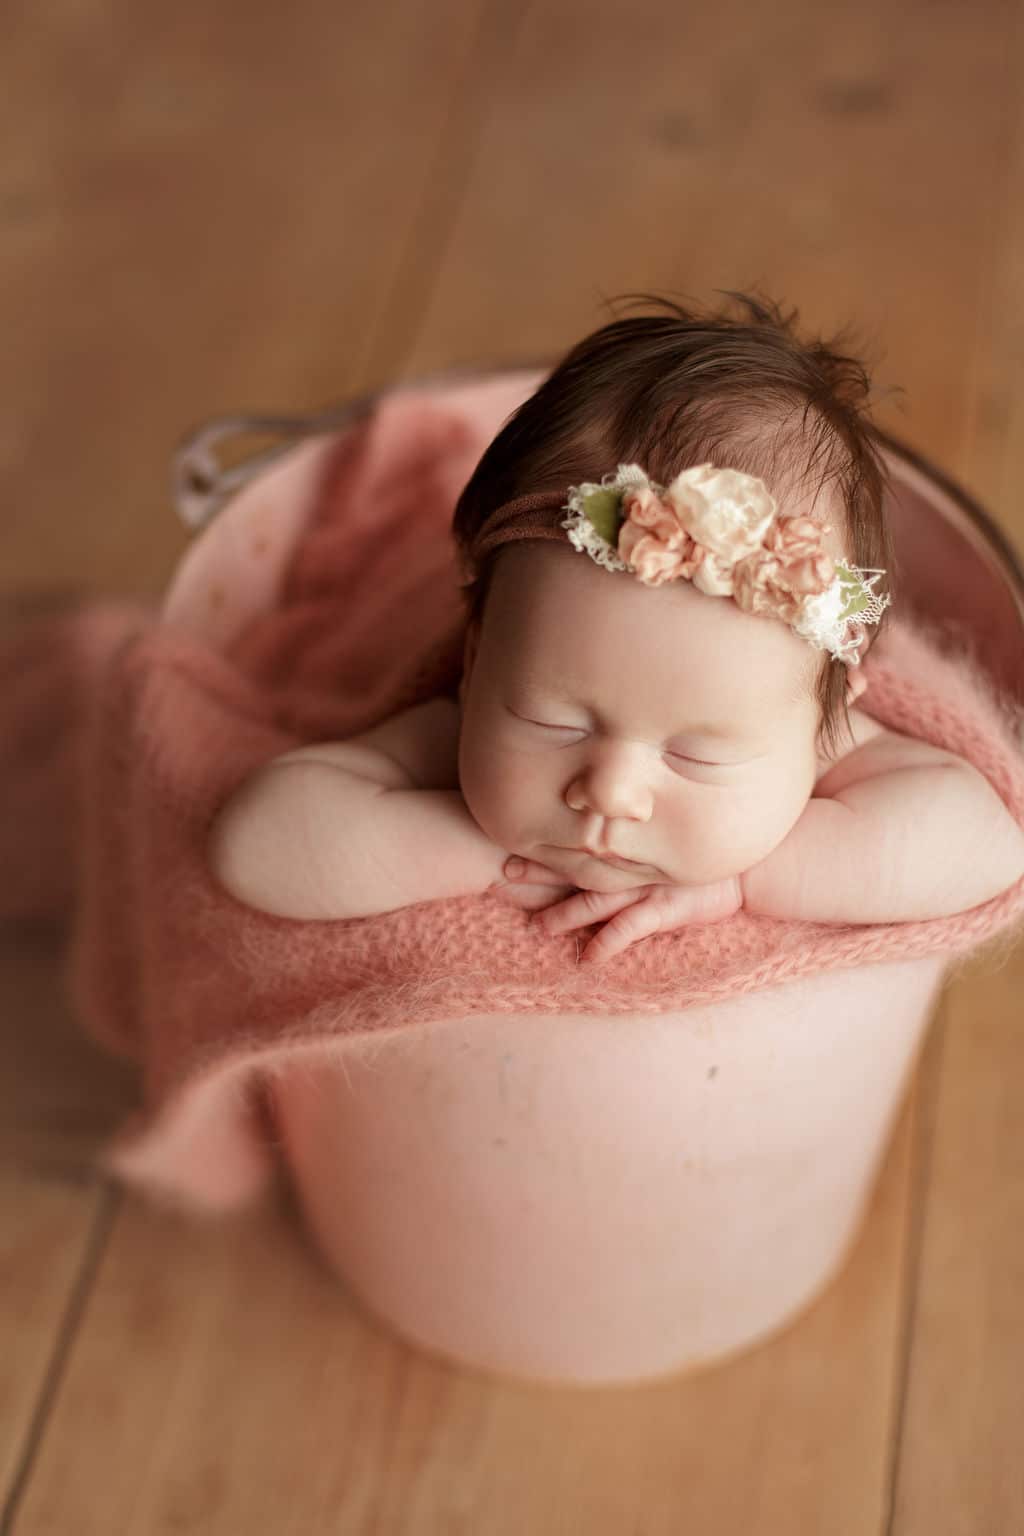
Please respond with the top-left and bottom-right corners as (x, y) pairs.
(531, 876), (743, 964)
(489, 856), (578, 913)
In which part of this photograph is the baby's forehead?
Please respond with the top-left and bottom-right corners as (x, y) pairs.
(484, 543), (814, 723)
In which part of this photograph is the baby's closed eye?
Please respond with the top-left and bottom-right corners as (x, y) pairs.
(508, 710), (587, 743)
(505, 708), (745, 774)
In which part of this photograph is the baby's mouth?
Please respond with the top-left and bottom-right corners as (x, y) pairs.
(552, 845), (648, 871)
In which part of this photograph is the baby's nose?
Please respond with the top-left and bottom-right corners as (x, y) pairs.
(566, 741), (654, 823)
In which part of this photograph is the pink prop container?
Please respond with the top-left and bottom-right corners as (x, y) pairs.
(165, 369), (1023, 1387)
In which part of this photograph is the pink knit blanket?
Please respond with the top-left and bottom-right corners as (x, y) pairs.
(3, 389), (1023, 1212)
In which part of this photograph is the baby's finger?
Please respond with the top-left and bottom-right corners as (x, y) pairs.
(533, 886), (642, 934)
(493, 880), (575, 913)
(504, 856), (569, 885)
(580, 903), (663, 965)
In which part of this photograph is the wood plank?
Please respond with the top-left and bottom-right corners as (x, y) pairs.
(0, 926), (130, 1515)
(0, 927), (137, 1173)
(889, 946), (1024, 1536)
(397, 0), (1020, 473)
(960, 11), (1024, 551)
(0, 0), (493, 602)
(0, 1172), (112, 1520)
(13, 1084), (917, 1535)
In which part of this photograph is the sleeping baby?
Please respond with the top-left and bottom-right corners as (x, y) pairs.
(207, 294), (1024, 962)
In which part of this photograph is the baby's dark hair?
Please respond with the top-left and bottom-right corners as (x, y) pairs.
(452, 291), (897, 759)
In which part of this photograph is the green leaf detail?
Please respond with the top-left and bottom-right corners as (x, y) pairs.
(581, 488), (624, 547)
(835, 562), (869, 620)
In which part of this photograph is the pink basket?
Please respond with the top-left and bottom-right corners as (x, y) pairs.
(67, 368), (1024, 1385)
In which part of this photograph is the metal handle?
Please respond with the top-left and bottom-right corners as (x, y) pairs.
(168, 359), (549, 532)
(171, 399), (378, 531)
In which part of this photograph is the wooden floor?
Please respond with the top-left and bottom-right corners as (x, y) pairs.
(3, 1), (1023, 1530)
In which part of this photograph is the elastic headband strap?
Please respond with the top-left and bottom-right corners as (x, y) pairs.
(465, 491), (571, 569)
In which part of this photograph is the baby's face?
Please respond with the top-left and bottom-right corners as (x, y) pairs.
(457, 541), (825, 892)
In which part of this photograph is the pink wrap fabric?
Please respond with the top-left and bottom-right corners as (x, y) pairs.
(3, 379), (1023, 1215)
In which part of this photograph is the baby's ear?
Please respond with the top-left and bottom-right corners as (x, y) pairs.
(845, 668), (868, 707)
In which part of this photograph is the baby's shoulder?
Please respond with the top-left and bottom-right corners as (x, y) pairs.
(813, 706), (964, 797)
(351, 695), (462, 790)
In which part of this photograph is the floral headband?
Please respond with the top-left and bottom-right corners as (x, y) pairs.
(468, 462), (891, 667)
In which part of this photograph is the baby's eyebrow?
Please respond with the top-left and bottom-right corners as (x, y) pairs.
(669, 721), (739, 740)
(669, 722), (748, 742)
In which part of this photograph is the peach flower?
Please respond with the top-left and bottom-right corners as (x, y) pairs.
(618, 485), (705, 586)
(620, 484), (679, 541)
(762, 515), (836, 595)
(731, 552), (806, 623)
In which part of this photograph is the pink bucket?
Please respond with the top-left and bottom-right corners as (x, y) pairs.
(150, 369), (1023, 1386)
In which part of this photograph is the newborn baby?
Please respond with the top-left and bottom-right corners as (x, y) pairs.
(207, 295), (1024, 961)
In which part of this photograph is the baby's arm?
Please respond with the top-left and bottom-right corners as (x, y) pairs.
(742, 735), (1024, 923)
(208, 699), (507, 920)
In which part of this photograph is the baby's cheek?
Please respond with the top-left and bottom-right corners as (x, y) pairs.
(665, 783), (807, 882)
(660, 806), (751, 883)
(723, 777), (812, 868)
(458, 748), (535, 848)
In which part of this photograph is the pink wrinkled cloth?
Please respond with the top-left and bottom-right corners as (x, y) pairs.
(2, 388), (1023, 1215)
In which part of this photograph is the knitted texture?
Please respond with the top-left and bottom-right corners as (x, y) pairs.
(2, 388), (1019, 1214)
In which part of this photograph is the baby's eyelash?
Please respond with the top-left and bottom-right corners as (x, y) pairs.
(666, 751), (723, 768)
(515, 712), (725, 768)
(520, 715), (586, 739)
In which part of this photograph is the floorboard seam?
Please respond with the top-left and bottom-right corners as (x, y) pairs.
(882, 1003), (948, 1536)
(358, 0), (537, 386)
(0, 1178), (121, 1536)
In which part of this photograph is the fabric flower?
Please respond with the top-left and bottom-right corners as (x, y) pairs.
(762, 515), (835, 595)
(790, 577), (848, 650)
(618, 485), (705, 586)
(691, 551), (736, 597)
(666, 464), (777, 563)
(731, 552), (806, 623)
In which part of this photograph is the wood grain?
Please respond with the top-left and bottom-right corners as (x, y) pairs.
(890, 948), (1024, 1536)
(0, 1172), (112, 1524)
(0, 927), (133, 1524)
(0, 0), (494, 601)
(398, 0), (1021, 469)
(0, 928), (137, 1173)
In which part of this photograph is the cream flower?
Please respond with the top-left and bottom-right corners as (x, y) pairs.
(790, 578), (848, 651)
(666, 464), (777, 563)
(690, 550), (736, 596)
